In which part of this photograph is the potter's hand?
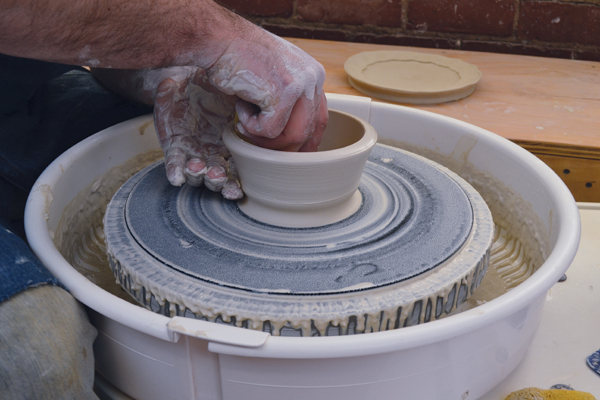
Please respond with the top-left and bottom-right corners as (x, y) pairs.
(2, 0), (327, 152)
(153, 68), (243, 200)
(206, 31), (328, 152)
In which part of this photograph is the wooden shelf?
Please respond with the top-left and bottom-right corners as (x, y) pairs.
(291, 38), (600, 201)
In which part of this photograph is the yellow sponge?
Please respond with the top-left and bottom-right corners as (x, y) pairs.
(505, 387), (597, 400)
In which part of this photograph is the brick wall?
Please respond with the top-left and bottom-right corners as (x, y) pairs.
(217, 0), (600, 61)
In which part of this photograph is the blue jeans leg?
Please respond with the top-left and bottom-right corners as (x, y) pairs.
(0, 225), (98, 399)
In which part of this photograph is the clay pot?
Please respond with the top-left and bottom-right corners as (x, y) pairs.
(222, 109), (378, 227)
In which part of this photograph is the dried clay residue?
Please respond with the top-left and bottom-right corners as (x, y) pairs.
(53, 150), (163, 302)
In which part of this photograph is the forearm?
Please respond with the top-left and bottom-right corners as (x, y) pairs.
(0, 0), (248, 69)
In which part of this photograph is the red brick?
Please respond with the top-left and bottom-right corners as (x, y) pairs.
(262, 24), (350, 42)
(519, 2), (600, 47)
(407, 0), (514, 36)
(297, 0), (403, 27)
(461, 40), (574, 59)
(216, 0), (293, 17)
(353, 33), (457, 50)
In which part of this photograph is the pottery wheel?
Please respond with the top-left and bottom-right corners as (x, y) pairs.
(104, 144), (494, 336)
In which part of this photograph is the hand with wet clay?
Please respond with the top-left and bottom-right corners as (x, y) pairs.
(153, 68), (244, 200)
(3, 0), (327, 190)
(0, 1), (328, 397)
(205, 29), (328, 152)
(91, 67), (243, 200)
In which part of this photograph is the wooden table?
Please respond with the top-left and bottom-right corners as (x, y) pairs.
(291, 38), (600, 202)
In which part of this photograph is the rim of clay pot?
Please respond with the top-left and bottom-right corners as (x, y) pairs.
(225, 109), (378, 162)
(222, 109), (378, 228)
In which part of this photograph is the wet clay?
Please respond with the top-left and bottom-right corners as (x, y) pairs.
(53, 150), (163, 302)
(223, 110), (377, 228)
(54, 141), (545, 333)
(102, 144), (494, 336)
(110, 147), (479, 294)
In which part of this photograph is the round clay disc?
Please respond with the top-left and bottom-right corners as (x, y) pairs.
(344, 51), (482, 104)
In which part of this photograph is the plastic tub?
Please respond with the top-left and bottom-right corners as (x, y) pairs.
(25, 94), (580, 400)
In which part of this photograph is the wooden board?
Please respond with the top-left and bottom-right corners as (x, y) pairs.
(290, 38), (600, 201)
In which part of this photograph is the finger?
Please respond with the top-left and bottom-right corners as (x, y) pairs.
(233, 51), (325, 141)
(234, 83), (300, 139)
(164, 146), (187, 186)
(299, 91), (328, 152)
(163, 136), (204, 186)
(279, 89), (324, 150)
(240, 90), (324, 151)
(184, 157), (207, 187)
(221, 180), (244, 200)
(204, 156), (229, 192)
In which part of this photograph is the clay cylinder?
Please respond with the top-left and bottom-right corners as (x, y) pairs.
(222, 109), (378, 228)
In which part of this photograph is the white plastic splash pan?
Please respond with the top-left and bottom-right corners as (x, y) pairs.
(25, 94), (580, 400)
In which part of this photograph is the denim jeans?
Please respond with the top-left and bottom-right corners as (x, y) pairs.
(0, 55), (152, 399)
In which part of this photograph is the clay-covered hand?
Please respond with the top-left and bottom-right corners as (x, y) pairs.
(205, 30), (328, 152)
(152, 67), (243, 200)
(3, 0), (327, 151)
